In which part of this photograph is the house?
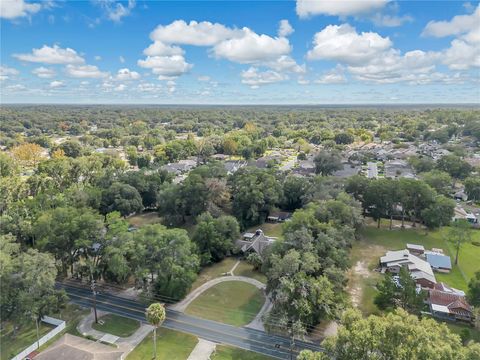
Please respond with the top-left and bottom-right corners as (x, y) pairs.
(384, 160), (415, 179)
(161, 158), (197, 175)
(428, 289), (474, 323)
(406, 243), (425, 256)
(425, 251), (452, 273)
(454, 190), (468, 202)
(237, 229), (276, 257)
(332, 162), (361, 178)
(453, 206), (479, 224)
(267, 211), (292, 223)
(380, 249), (436, 288)
(366, 162), (378, 178)
(224, 160), (246, 175)
(34, 334), (123, 360)
(433, 282), (465, 296)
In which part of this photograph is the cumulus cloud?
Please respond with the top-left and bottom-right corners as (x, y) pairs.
(372, 13), (413, 27)
(49, 80), (64, 88)
(307, 24), (392, 65)
(115, 68), (140, 80)
(143, 41), (184, 56)
(150, 20), (242, 46)
(32, 66), (56, 78)
(0, 65), (19, 81)
(214, 28), (291, 63)
(137, 55), (193, 78)
(65, 64), (108, 78)
(315, 66), (347, 84)
(114, 84), (127, 91)
(265, 55), (306, 74)
(96, 0), (136, 22)
(422, 5), (479, 38)
(0, 0), (42, 19)
(296, 0), (388, 18)
(241, 67), (287, 88)
(137, 82), (162, 92)
(13, 45), (85, 64)
(278, 19), (294, 37)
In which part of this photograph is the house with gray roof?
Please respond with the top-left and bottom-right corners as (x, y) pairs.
(237, 229), (276, 257)
(425, 251), (452, 273)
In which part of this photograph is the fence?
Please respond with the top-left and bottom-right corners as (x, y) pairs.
(11, 316), (66, 360)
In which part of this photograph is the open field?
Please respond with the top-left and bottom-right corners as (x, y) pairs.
(126, 328), (198, 360)
(92, 314), (140, 337)
(212, 345), (274, 360)
(190, 257), (238, 290)
(185, 282), (265, 327)
(247, 222), (284, 240)
(126, 212), (163, 228)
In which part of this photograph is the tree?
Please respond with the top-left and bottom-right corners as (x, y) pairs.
(313, 150), (342, 176)
(11, 143), (45, 167)
(421, 195), (455, 229)
(146, 303), (166, 360)
(399, 178), (435, 227)
(298, 308), (480, 360)
(58, 140), (83, 158)
(282, 176), (310, 210)
(334, 132), (354, 145)
(449, 220), (472, 265)
(465, 176), (480, 201)
(246, 252), (262, 270)
(0, 152), (17, 177)
(467, 271), (480, 307)
(193, 212), (240, 265)
(408, 156), (435, 173)
(437, 155), (473, 181)
(421, 170), (452, 195)
(101, 182), (143, 217)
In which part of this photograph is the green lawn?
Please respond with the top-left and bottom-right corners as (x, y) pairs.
(0, 321), (53, 360)
(91, 314), (140, 337)
(190, 257), (238, 290)
(232, 260), (267, 284)
(185, 282), (265, 327)
(247, 222), (284, 240)
(348, 226), (480, 316)
(126, 328), (198, 360)
(445, 323), (480, 344)
(212, 345), (274, 360)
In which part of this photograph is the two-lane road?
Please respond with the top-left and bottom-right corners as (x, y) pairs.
(58, 282), (323, 359)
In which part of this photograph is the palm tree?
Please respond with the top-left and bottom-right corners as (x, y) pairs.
(146, 303), (166, 359)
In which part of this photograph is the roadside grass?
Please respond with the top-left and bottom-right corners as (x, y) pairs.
(185, 282), (265, 327)
(212, 345), (274, 360)
(126, 328), (198, 360)
(246, 222), (284, 240)
(0, 321), (53, 360)
(126, 212), (163, 228)
(91, 314), (140, 337)
(190, 258), (238, 290)
(232, 260), (267, 284)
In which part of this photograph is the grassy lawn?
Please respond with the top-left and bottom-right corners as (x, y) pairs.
(0, 321), (53, 360)
(91, 314), (140, 337)
(212, 345), (274, 360)
(185, 282), (265, 327)
(126, 328), (197, 360)
(232, 260), (267, 284)
(348, 225), (480, 316)
(190, 257), (238, 290)
(247, 222), (284, 240)
(127, 212), (163, 228)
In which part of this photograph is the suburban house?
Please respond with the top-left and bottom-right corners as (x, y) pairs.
(428, 289), (474, 323)
(384, 159), (415, 179)
(366, 162), (378, 178)
(406, 243), (425, 256)
(380, 249), (436, 288)
(433, 282), (465, 296)
(33, 334), (123, 360)
(425, 251), (452, 273)
(267, 211), (292, 223)
(237, 229), (276, 257)
(453, 206), (479, 224)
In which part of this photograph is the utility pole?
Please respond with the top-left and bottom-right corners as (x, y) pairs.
(91, 279), (98, 323)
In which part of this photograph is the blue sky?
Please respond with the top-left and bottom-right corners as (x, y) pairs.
(1, 0), (479, 104)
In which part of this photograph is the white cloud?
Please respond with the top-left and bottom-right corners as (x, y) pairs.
(307, 24), (392, 65)
(137, 82), (162, 92)
(0, 0), (42, 19)
(97, 0), (136, 22)
(143, 41), (184, 56)
(442, 39), (480, 70)
(197, 75), (211, 82)
(214, 28), (291, 63)
(65, 64), (108, 78)
(372, 13), (413, 27)
(119, 56), (125, 63)
(278, 19), (294, 37)
(114, 84), (126, 91)
(0, 65), (19, 81)
(94, 55), (102, 61)
(422, 5), (479, 38)
(32, 66), (56, 78)
(49, 80), (64, 88)
(115, 68), (140, 80)
(150, 20), (242, 46)
(265, 55), (306, 74)
(241, 67), (287, 88)
(315, 66), (347, 84)
(13, 45), (84, 64)
(296, 0), (388, 18)
(137, 55), (193, 78)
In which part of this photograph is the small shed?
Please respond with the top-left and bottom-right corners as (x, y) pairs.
(406, 243), (425, 256)
(425, 251), (452, 272)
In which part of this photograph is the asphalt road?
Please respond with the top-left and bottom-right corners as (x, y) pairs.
(58, 282), (323, 360)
